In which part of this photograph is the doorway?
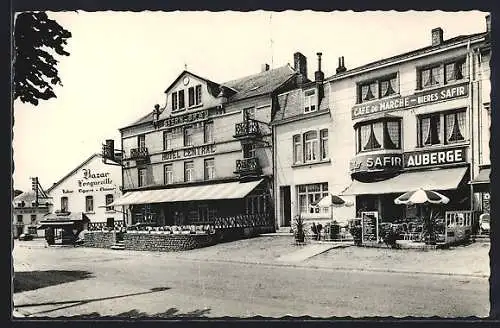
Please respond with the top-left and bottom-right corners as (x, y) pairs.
(280, 186), (291, 227)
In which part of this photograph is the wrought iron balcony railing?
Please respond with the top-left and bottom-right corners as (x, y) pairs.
(235, 157), (262, 177)
(234, 120), (261, 139)
(129, 147), (149, 160)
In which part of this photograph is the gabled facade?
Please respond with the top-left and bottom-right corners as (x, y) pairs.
(109, 58), (300, 227)
(12, 190), (52, 238)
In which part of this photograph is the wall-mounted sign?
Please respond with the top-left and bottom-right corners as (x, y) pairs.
(162, 110), (209, 128)
(403, 146), (466, 169)
(349, 153), (403, 174)
(352, 82), (468, 119)
(361, 211), (379, 243)
(77, 169), (115, 194)
(162, 144), (216, 161)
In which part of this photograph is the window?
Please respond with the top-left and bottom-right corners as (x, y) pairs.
(204, 121), (214, 143)
(356, 120), (402, 153)
(358, 74), (398, 103)
(105, 194), (114, 211)
(188, 87), (195, 107)
(243, 107), (255, 120)
(172, 92), (178, 110)
(445, 111), (467, 144)
(293, 135), (302, 164)
(163, 131), (171, 150)
(243, 143), (256, 159)
(85, 196), (94, 212)
(178, 89), (185, 109)
(419, 65), (441, 89)
(320, 129), (328, 160)
(184, 126), (193, 146)
(297, 183), (328, 215)
(419, 113), (441, 146)
(246, 194), (267, 215)
(304, 89), (316, 113)
(60, 196), (68, 212)
(17, 215), (23, 223)
(184, 161), (194, 182)
(304, 131), (319, 162)
(445, 58), (466, 84)
(30, 215), (36, 224)
(204, 158), (215, 180)
(138, 168), (147, 187)
(164, 164), (173, 184)
(138, 134), (145, 149)
(195, 85), (202, 105)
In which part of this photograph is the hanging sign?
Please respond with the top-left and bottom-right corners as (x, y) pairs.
(403, 146), (467, 169)
(352, 82), (468, 119)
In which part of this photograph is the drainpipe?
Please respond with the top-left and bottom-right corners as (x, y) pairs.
(272, 122), (278, 231)
(468, 42), (475, 214)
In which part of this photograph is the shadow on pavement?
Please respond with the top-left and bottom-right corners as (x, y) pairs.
(64, 307), (212, 318)
(14, 270), (94, 293)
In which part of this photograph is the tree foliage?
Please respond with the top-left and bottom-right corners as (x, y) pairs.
(14, 12), (72, 106)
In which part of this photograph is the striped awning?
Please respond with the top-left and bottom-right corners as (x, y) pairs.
(109, 179), (264, 206)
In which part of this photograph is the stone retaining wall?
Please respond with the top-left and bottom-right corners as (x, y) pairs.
(83, 231), (116, 248)
(123, 232), (217, 252)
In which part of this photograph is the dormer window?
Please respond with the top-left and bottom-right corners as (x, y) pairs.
(178, 90), (185, 109)
(304, 89), (317, 113)
(172, 92), (178, 111)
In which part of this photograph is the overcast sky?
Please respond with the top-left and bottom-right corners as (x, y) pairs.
(12, 10), (488, 192)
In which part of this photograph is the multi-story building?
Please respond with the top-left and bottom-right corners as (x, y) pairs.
(328, 15), (492, 231)
(12, 185), (51, 238)
(106, 57), (303, 228)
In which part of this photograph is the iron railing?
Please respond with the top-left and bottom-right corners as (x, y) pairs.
(129, 147), (149, 160)
(234, 120), (261, 138)
(235, 157), (262, 176)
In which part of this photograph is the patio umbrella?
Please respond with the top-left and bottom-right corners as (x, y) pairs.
(394, 188), (450, 205)
(316, 193), (346, 207)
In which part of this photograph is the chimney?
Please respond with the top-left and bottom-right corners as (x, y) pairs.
(294, 52), (308, 84)
(336, 56), (346, 74)
(261, 63), (270, 72)
(314, 52), (324, 83)
(486, 14), (491, 33)
(431, 27), (444, 46)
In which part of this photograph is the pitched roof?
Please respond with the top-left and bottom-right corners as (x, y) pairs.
(327, 31), (488, 81)
(122, 65), (298, 129)
(13, 191), (51, 206)
(46, 153), (102, 194)
(164, 70), (220, 94)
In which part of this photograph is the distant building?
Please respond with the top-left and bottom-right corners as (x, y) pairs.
(12, 190), (51, 238)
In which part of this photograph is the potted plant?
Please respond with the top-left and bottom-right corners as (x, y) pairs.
(293, 215), (306, 244)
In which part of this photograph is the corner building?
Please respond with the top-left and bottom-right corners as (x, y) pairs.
(329, 16), (491, 231)
(113, 60), (302, 228)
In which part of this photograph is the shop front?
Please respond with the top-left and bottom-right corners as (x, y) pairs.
(38, 212), (90, 245)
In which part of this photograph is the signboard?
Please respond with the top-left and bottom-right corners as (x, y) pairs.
(403, 146), (466, 169)
(350, 153), (403, 174)
(76, 169), (116, 194)
(162, 144), (216, 161)
(361, 211), (379, 243)
(161, 110), (209, 128)
(352, 82), (468, 119)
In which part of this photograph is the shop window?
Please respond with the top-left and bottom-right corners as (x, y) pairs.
(243, 143), (256, 159)
(172, 92), (178, 110)
(183, 126), (193, 147)
(195, 85), (202, 105)
(357, 74), (398, 104)
(188, 87), (195, 107)
(304, 130), (319, 162)
(60, 196), (68, 212)
(105, 194), (114, 211)
(444, 58), (466, 84)
(293, 134), (302, 164)
(204, 158), (215, 180)
(304, 89), (317, 113)
(320, 129), (328, 160)
(164, 164), (173, 184)
(418, 65), (441, 89)
(444, 110), (466, 144)
(355, 119), (401, 153)
(204, 121), (214, 143)
(246, 194), (266, 215)
(297, 183), (328, 215)
(85, 196), (94, 213)
(138, 134), (145, 149)
(163, 131), (171, 150)
(138, 168), (147, 187)
(184, 161), (194, 182)
(178, 89), (185, 109)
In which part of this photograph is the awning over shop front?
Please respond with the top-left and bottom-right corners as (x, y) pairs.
(109, 179), (264, 206)
(470, 168), (490, 185)
(341, 167), (468, 196)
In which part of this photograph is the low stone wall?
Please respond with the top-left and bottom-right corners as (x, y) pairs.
(83, 231), (116, 249)
(123, 232), (218, 252)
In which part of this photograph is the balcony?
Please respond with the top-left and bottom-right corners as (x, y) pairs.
(234, 157), (262, 179)
(233, 120), (261, 140)
(129, 147), (149, 161)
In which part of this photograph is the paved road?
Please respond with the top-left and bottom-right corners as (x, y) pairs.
(13, 244), (489, 318)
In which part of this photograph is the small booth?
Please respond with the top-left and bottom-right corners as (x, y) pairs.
(38, 212), (90, 245)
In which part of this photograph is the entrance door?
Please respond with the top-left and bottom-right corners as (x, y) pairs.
(280, 186), (291, 227)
